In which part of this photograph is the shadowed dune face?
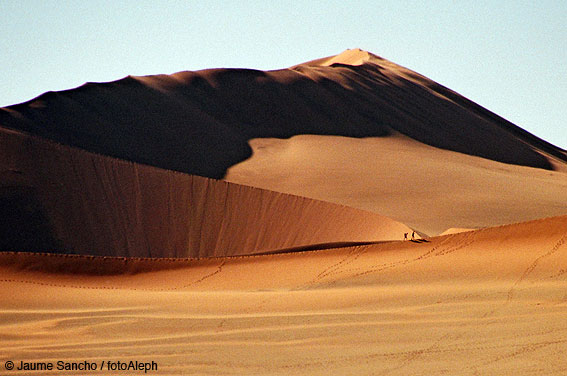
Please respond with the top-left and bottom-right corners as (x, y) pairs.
(0, 187), (61, 252)
(0, 127), (411, 258)
(1, 50), (564, 181)
(0, 48), (566, 251)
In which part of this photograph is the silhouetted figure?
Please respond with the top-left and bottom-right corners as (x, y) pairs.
(404, 233), (408, 241)
(411, 231), (415, 240)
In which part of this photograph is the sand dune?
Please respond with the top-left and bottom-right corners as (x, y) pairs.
(439, 227), (476, 235)
(1, 215), (566, 375)
(2, 49), (565, 236)
(1, 49), (567, 375)
(0, 126), (410, 257)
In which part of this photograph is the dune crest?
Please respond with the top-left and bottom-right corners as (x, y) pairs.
(0, 213), (563, 285)
(300, 48), (384, 67)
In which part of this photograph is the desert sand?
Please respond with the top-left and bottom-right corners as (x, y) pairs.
(1, 49), (566, 375)
(1, 215), (566, 375)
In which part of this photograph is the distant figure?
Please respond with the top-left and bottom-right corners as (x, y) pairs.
(411, 231), (415, 240)
(404, 233), (408, 241)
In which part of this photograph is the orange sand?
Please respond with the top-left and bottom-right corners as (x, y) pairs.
(1, 49), (566, 375)
(1, 215), (566, 375)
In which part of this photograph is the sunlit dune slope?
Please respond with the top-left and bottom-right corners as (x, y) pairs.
(0, 126), (410, 257)
(1, 215), (566, 375)
(226, 133), (567, 235)
(1, 49), (564, 182)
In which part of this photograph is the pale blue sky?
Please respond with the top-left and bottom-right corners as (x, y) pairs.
(1, 1), (565, 148)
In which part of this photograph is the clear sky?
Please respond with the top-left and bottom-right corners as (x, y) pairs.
(1, 0), (565, 148)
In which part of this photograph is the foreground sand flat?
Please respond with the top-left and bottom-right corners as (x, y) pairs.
(1, 215), (566, 375)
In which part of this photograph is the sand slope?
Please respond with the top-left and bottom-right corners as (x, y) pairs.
(0, 126), (410, 257)
(226, 133), (567, 235)
(1, 215), (566, 375)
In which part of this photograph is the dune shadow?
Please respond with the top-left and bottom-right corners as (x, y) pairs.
(251, 240), (389, 256)
(0, 187), (64, 253)
(410, 239), (430, 243)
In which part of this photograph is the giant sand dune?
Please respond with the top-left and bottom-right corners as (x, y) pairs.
(1, 49), (566, 375)
(2, 49), (566, 235)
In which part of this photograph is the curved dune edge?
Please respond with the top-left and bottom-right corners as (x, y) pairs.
(1, 49), (566, 375)
(0, 214), (565, 290)
(0, 126), (411, 258)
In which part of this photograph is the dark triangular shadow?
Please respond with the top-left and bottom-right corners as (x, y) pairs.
(410, 239), (430, 243)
